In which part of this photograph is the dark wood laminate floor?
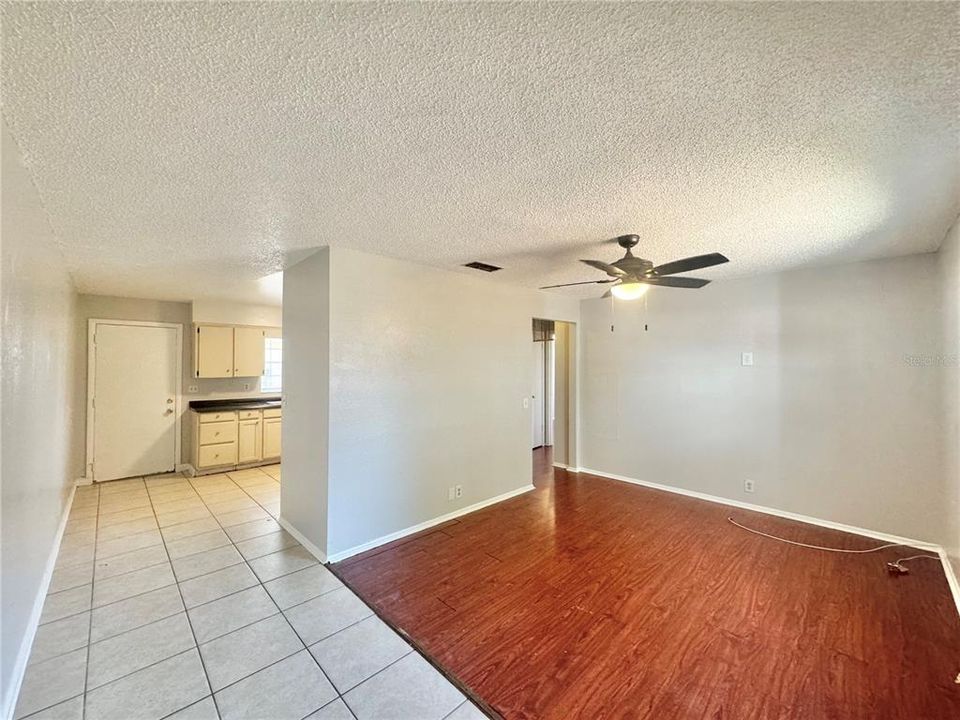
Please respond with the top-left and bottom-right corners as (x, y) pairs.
(334, 449), (960, 719)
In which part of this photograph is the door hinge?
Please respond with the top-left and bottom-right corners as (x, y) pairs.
(91, 397), (96, 409)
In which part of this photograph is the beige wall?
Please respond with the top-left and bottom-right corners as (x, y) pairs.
(282, 246), (580, 558)
(1, 121), (80, 716)
(192, 299), (282, 327)
(76, 295), (282, 475)
(580, 253), (946, 545)
(939, 219), (960, 563)
(280, 249), (331, 557)
(553, 321), (575, 467)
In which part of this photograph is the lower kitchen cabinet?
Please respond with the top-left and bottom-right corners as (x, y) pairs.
(263, 415), (282, 460)
(238, 417), (263, 464)
(190, 406), (281, 474)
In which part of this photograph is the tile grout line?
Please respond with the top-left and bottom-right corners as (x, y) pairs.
(80, 481), (104, 720)
(185, 468), (354, 716)
(225, 468), (401, 720)
(37, 467), (398, 720)
(186, 470), (343, 709)
(146, 476), (223, 720)
(38, 531), (322, 636)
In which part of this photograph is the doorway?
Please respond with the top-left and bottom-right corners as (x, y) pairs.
(531, 318), (575, 471)
(531, 319), (554, 450)
(86, 319), (182, 482)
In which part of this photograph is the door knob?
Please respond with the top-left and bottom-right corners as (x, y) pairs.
(165, 409), (174, 415)
(167, 398), (174, 404)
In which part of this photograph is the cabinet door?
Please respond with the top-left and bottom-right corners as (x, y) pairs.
(196, 326), (235, 378)
(263, 417), (282, 459)
(234, 327), (266, 378)
(238, 418), (262, 464)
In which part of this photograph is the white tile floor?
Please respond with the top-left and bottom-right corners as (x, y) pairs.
(15, 465), (485, 720)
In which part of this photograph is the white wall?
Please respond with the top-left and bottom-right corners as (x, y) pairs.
(281, 249), (330, 556)
(579, 253), (946, 545)
(1, 121), (80, 716)
(282, 247), (579, 557)
(939, 220), (960, 565)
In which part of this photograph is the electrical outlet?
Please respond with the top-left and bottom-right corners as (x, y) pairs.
(744, 479), (755, 493)
(741, 352), (754, 367)
(447, 487), (455, 501)
(242, 383), (251, 391)
(455, 485), (463, 499)
(188, 385), (198, 393)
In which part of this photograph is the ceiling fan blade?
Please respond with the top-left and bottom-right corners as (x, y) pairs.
(540, 279), (617, 289)
(601, 290), (612, 299)
(653, 253), (729, 276)
(640, 276), (711, 288)
(580, 259), (627, 278)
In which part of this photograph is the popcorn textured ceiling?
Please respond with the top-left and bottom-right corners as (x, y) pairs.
(2, 1), (957, 304)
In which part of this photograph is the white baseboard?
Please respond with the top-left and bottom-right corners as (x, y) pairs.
(75, 476), (92, 487)
(938, 550), (960, 618)
(579, 466), (960, 618)
(326, 484), (536, 564)
(278, 516), (328, 564)
(580, 466), (938, 550)
(2, 484), (76, 720)
(175, 463), (194, 476)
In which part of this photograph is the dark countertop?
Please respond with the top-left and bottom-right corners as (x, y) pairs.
(189, 397), (282, 413)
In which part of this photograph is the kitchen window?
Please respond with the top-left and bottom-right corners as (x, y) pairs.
(261, 337), (283, 392)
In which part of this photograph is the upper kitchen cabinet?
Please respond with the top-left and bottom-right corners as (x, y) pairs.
(194, 324), (273, 378)
(195, 325), (235, 378)
(234, 327), (266, 377)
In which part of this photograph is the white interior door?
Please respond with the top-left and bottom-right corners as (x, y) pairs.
(91, 322), (179, 481)
(532, 342), (545, 448)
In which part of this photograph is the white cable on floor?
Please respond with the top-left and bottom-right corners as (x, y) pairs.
(726, 517), (940, 571)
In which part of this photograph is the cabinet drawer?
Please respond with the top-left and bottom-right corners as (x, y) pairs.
(198, 442), (237, 468)
(199, 420), (237, 445)
(239, 410), (262, 420)
(199, 411), (237, 424)
(263, 408), (282, 419)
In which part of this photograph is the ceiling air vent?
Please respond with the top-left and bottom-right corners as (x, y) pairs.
(463, 261), (502, 273)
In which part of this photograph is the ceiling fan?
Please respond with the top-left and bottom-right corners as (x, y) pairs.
(541, 234), (729, 300)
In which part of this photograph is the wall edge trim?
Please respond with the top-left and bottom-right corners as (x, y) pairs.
(580, 466), (959, 617)
(2, 484), (77, 720)
(327, 484), (536, 564)
(278, 516), (328, 564)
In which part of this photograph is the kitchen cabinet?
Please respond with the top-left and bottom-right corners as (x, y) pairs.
(189, 405), (281, 475)
(238, 416), (263, 464)
(234, 327), (266, 377)
(195, 325), (235, 378)
(263, 414), (282, 459)
(192, 411), (239, 469)
(194, 324), (268, 378)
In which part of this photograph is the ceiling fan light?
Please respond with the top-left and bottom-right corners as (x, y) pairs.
(611, 282), (649, 300)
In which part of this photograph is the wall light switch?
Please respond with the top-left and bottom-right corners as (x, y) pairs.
(522, 397), (530, 409)
(741, 352), (754, 367)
